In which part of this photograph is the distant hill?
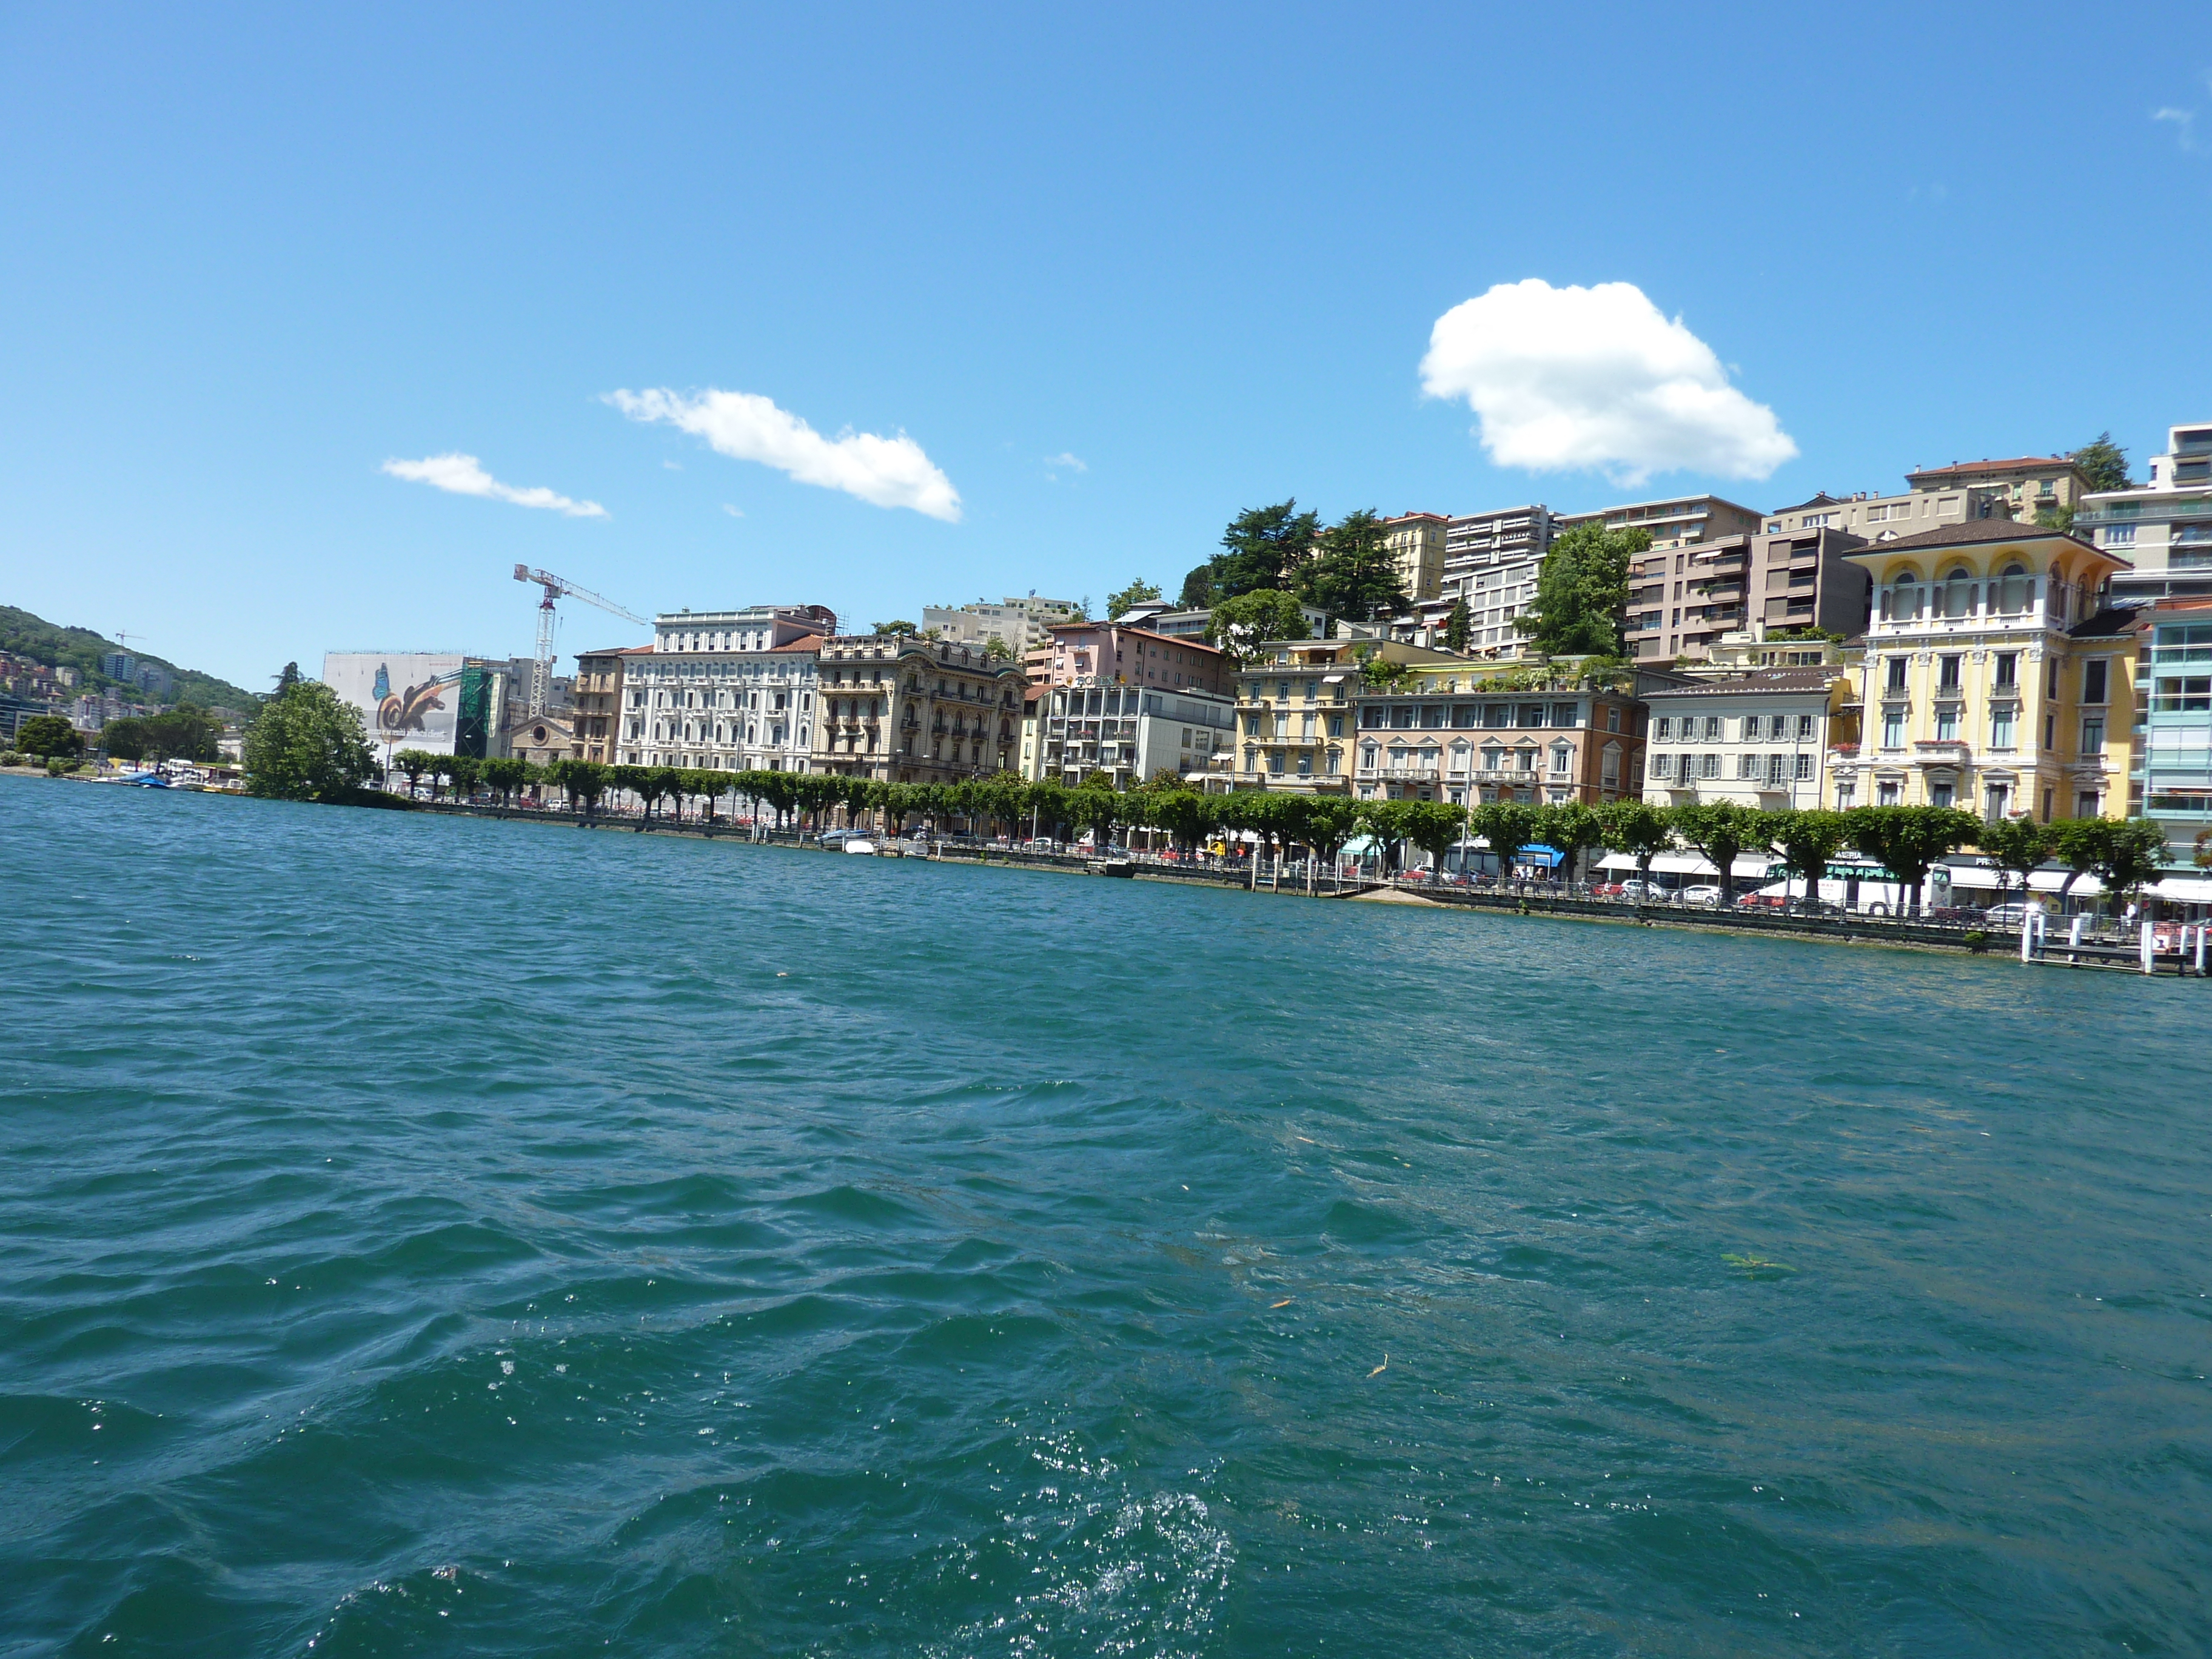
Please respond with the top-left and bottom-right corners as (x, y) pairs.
(0, 605), (261, 714)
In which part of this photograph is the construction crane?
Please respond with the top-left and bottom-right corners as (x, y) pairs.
(512, 566), (649, 716)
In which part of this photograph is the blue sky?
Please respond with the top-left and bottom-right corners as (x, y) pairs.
(4, 2), (2209, 690)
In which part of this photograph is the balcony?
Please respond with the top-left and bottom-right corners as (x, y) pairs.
(1913, 740), (1971, 767)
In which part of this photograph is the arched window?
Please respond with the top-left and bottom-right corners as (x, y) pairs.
(1943, 566), (1974, 618)
(1882, 566), (1923, 622)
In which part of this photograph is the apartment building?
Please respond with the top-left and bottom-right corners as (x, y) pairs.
(2076, 420), (2212, 605)
(618, 605), (837, 770)
(1767, 487), (1971, 540)
(1224, 639), (1458, 792)
(568, 646), (632, 763)
(1351, 666), (1643, 806)
(1905, 454), (2094, 524)
(1627, 534), (1756, 662)
(2131, 597), (2212, 849)
(1433, 504), (1560, 654)
(920, 594), (1084, 654)
(1036, 622), (1230, 696)
(1564, 494), (1765, 551)
(1382, 512), (1449, 604)
(814, 634), (1024, 783)
(1832, 520), (2133, 822)
(1641, 669), (1853, 808)
(1025, 684), (1237, 787)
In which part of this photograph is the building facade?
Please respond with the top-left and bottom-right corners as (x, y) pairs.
(814, 634), (1025, 783)
(1564, 493), (1765, 551)
(1024, 683), (1237, 787)
(1904, 454), (2094, 525)
(2131, 597), (2212, 851)
(1435, 504), (1560, 655)
(2076, 420), (2212, 606)
(1831, 521), (2133, 821)
(920, 595), (1084, 654)
(1224, 639), (1460, 792)
(1641, 669), (1852, 808)
(1632, 527), (1873, 663)
(618, 606), (836, 769)
(568, 646), (634, 764)
(1036, 622), (1230, 696)
(1351, 667), (1644, 806)
(1382, 512), (1449, 605)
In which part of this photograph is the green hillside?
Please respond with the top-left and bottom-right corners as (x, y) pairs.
(0, 605), (261, 714)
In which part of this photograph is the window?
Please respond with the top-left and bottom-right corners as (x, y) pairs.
(1651, 752), (1671, 779)
(2081, 717), (2104, 756)
(1882, 708), (1906, 748)
(1885, 657), (1908, 693)
(1655, 716), (1674, 740)
(1549, 743), (1570, 775)
(1700, 752), (1721, 779)
(1703, 716), (1722, 741)
(1797, 713), (1815, 740)
(1878, 780), (1901, 806)
(1606, 706), (1622, 732)
(1931, 781), (1954, 808)
(1994, 651), (2018, 688)
(1794, 754), (1813, 781)
(1942, 569), (1974, 618)
(1768, 754), (1789, 786)
(2083, 659), (2108, 705)
(1936, 705), (1959, 741)
(1738, 752), (1758, 779)
(1939, 654), (1961, 691)
(1990, 706), (2016, 747)
(2077, 789), (2100, 817)
(2104, 524), (2136, 547)
(2153, 677), (2212, 712)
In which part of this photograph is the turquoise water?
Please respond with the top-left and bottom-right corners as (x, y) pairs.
(4, 777), (2210, 1657)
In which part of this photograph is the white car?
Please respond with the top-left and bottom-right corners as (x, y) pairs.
(1679, 885), (1723, 908)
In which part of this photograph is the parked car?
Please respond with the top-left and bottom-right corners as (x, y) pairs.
(1680, 885), (1723, 908)
(1617, 880), (1664, 902)
(1927, 904), (1987, 923)
(1735, 893), (1786, 911)
(1982, 902), (2037, 929)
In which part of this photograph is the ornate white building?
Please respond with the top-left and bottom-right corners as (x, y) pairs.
(617, 605), (836, 771)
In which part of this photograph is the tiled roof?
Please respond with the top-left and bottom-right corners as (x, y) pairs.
(770, 634), (824, 652)
(1846, 518), (2100, 555)
(1907, 456), (2074, 478)
(1643, 668), (1840, 699)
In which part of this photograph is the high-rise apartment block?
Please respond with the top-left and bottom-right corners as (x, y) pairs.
(2077, 420), (2212, 605)
(1436, 505), (1560, 653)
(1563, 493), (1765, 551)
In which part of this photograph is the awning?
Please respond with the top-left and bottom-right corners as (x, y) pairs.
(1322, 673), (1347, 683)
(1945, 865), (2110, 896)
(1596, 851), (1783, 879)
(2148, 876), (2212, 903)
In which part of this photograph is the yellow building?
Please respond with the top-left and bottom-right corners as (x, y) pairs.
(1832, 520), (2133, 821)
(1225, 638), (1459, 791)
(1382, 513), (1449, 604)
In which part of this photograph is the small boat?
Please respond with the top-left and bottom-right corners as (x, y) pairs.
(842, 837), (877, 856)
(1087, 858), (1134, 878)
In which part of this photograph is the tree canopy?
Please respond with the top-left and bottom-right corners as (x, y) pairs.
(1518, 522), (1647, 657)
(1204, 590), (1311, 663)
(1179, 500), (1323, 608)
(101, 705), (224, 763)
(1296, 509), (1407, 623)
(2069, 432), (2134, 494)
(15, 714), (83, 757)
(241, 681), (378, 803)
(1106, 578), (1162, 619)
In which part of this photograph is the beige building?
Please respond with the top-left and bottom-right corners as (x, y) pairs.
(1382, 512), (1449, 604)
(814, 634), (1025, 783)
(2078, 420), (2212, 605)
(1833, 519), (2133, 822)
(1564, 493), (1765, 551)
(1224, 638), (1458, 792)
(1905, 454), (2093, 524)
(1352, 665), (1643, 807)
(1427, 504), (1562, 656)
(1629, 525), (1873, 663)
(568, 646), (636, 764)
(920, 595), (1084, 655)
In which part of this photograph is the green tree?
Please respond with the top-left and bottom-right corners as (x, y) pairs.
(1767, 808), (1851, 910)
(1296, 509), (1407, 623)
(1974, 814), (2051, 906)
(1518, 522), (1648, 657)
(982, 637), (1013, 663)
(271, 662), (302, 698)
(15, 714), (84, 758)
(443, 754), (483, 801)
(565, 760), (610, 819)
(1204, 589), (1312, 664)
(1401, 800), (1468, 882)
(1468, 800), (1543, 880)
(1443, 596), (1470, 654)
(482, 756), (530, 807)
(1845, 805), (1982, 917)
(1301, 797), (1361, 871)
(1597, 798), (1674, 897)
(241, 682), (378, 803)
(1353, 797), (1414, 873)
(1667, 801), (1769, 907)
(1533, 800), (1604, 885)
(2090, 817), (2168, 911)
(1183, 499), (1324, 606)
(871, 620), (919, 637)
(2070, 432), (2134, 494)
(1106, 578), (1162, 618)
(390, 748), (437, 797)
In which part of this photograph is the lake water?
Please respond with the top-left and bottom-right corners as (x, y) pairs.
(4, 776), (2210, 1657)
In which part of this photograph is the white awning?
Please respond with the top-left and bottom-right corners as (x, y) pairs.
(1945, 865), (2109, 896)
(2149, 876), (2212, 903)
(1321, 673), (1347, 683)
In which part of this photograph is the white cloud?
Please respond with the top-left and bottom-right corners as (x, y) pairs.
(663, 459), (683, 470)
(2153, 107), (2200, 153)
(606, 387), (961, 521)
(722, 503), (745, 518)
(381, 453), (607, 518)
(1418, 279), (1798, 486)
(1044, 451), (1087, 473)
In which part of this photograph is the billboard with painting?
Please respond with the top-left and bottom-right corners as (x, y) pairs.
(323, 652), (466, 756)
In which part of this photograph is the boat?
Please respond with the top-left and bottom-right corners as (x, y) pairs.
(842, 838), (877, 855)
